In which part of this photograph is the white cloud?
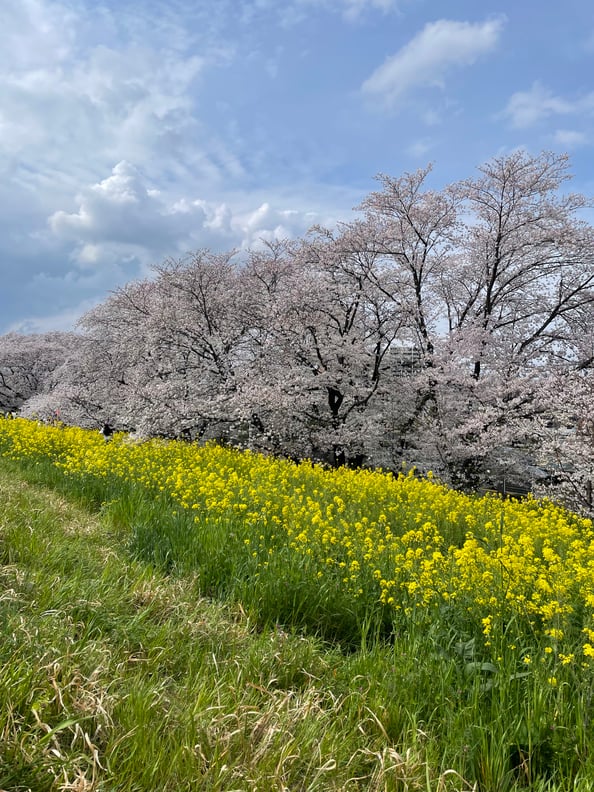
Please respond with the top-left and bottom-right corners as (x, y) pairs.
(0, 0), (77, 73)
(49, 162), (239, 272)
(8, 300), (102, 335)
(339, 0), (398, 21)
(420, 108), (443, 126)
(362, 17), (505, 105)
(238, 202), (319, 247)
(502, 82), (594, 128)
(48, 163), (337, 275)
(553, 129), (589, 148)
(406, 138), (433, 158)
(503, 83), (574, 128)
(49, 162), (185, 251)
(0, 0), (240, 203)
(272, 0), (398, 26)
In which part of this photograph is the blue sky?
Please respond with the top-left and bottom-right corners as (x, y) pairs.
(2, 0), (594, 333)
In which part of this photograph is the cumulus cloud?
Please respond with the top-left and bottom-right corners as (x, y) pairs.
(49, 162), (190, 252)
(47, 162), (337, 277)
(48, 162), (234, 273)
(362, 17), (505, 105)
(502, 82), (594, 128)
(237, 202), (320, 248)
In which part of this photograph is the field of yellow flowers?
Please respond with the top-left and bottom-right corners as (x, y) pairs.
(7, 416), (594, 787)
(1, 416), (593, 665)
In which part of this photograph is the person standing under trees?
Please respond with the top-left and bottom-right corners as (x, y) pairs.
(100, 422), (114, 441)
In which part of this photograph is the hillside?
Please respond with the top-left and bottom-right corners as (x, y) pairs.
(0, 460), (458, 791)
(2, 419), (594, 790)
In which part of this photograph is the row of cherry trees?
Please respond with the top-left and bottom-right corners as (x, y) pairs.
(2, 151), (593, 511)
(0, 331), (73, 415)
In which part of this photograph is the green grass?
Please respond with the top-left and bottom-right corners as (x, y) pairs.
(0, 459), (466, 791)
(1, 456), (594, 791)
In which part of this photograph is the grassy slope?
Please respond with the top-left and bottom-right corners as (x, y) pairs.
(0, 459), (462, 792)
(3, 457), (594, 792)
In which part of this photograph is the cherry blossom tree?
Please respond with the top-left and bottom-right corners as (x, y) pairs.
(73, 250), (251, 439)
(239, 229), (411, 465)
(532, 326), (594, 514)
(437, 152), (594, 487)
(358, 151), (594, 490)
(446, 151), (593, 373)
(0, 331), (77, 415)
(358, 164), (460, 362)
